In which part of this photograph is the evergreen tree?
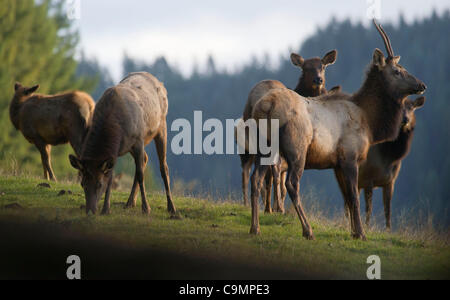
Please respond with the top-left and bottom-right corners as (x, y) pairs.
(76, 52), (114, 100)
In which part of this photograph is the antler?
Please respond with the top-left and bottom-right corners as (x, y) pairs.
(373, 19), (394, 58)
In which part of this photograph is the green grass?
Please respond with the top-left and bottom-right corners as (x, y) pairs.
(0, 174), (448, 280)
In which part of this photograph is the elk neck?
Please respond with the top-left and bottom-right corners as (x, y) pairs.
(352, 65), (404, 145)
(378, 127), (415, 163)
(9, 94), (31, 130)
(81, 104), (123, 162)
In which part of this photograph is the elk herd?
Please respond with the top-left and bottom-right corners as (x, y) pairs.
(9, 20), (426, 241)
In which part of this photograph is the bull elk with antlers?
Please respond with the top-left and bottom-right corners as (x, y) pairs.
(250, 20), (426, 240)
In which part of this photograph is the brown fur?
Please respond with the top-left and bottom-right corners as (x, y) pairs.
(359, 97), (426, 229)
(240, 50), (338, 208)
(69, 72), (176, 216)
(250, 28), (426, 240)
(9, 83), (95, 181)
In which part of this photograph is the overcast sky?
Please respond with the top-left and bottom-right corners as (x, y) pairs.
(73, 0), (450, 80)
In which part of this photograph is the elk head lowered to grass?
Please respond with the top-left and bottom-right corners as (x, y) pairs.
(9, 83), (95, 181)
(359, 96), (426, 230)
(240, 50), (339, 208)
(69, 72), (176, 216)
(250, 20), (426, 240)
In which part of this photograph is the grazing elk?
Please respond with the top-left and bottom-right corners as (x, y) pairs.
(69, 72), (176, 216)
(240, 50), (338, 208)
(9, 83), (95, 181)
(359, 96), (426, 229)
(250, 20), (426, 240)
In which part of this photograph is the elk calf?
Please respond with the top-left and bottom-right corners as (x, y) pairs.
(359, 96), (426, 229)
(240, 50), (338, 208)
(9, 83), (95, 181)
(69, 72), (176, 216)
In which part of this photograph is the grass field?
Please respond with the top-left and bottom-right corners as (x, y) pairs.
(0, 174), (448, 280)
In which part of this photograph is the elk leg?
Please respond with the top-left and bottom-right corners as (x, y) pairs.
(241, 154), (254, 207)
(260, 184), (266, 208)
(132, 145), (150, 215)
(271, 164), (282, 213)
(125, 153), (147, 209)
(125, 176), (138, 208)
(285, 159), (314, 240)
(334, 168), (352, 227)
(364, 188), (374, 226)
(279, 171), (287, 213)
(44, 145), (57, 181)
(264, 169), (273, 214)
(383, 183), (394, 231)
(69, 132), (83, 158)
(101, 173), (113, 215)
(155, 127), (176, 215)
(250, 156), (270, 235)
(339, 164), (366, 240)
(36, 143), (52, 181)
(38, 145), (49, 181)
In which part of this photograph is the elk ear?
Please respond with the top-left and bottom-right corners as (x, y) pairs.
(69, 155), (83, 171)
(14, 82), (21, 91)
(373, 49), (386, 70)
(329, 85), (342, 93)
(413, 96), (426, 109)
(25, 85), (40, 95)
(291, 53), (305, 68)
(322, 50), (338, 66)
(101, 158), (116, 174)
(391, 56), (401, 64)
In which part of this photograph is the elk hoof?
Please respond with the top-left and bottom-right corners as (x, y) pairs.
(303, 232), (315, 240)
(250, 226), (261, 235)
(101, 209), (110, 216)
(124, 202), (136, 209)
(170, 214), (182, 220)
(142, 207), (151, 215)
(352, 233), (367, 241)
(168, 206), (177, 215)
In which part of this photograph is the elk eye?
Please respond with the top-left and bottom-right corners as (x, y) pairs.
(394, 70), (401, 76)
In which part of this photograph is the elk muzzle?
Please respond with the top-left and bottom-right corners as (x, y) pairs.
(415, 82), (427, 95)
(84, 185), (102, 215)
(313, 77), (324, 86)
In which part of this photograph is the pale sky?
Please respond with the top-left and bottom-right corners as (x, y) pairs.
(72, 0), (450, 80)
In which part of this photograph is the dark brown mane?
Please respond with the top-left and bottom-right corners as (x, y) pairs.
(378, 126), (415, 162)
(81, 91), (123, 161)
(353, 64), (404, 144)
(9, 96), (23, 130)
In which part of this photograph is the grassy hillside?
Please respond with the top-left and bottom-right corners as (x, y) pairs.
(0, 174), (448, 280)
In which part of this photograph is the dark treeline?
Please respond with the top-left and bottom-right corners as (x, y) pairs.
(101, 12), (449, 226)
